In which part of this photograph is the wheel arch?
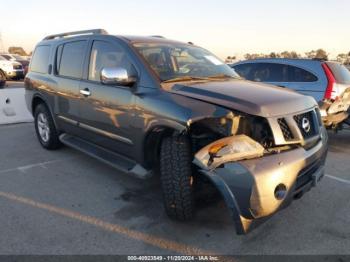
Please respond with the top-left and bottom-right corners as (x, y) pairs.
(143, 124), (186, 169)
(31, 94), (59, 130)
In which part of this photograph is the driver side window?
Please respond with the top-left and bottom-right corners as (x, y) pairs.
(88, 41), (133, 82)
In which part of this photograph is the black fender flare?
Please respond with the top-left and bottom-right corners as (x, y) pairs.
(199, 170), (253, 235)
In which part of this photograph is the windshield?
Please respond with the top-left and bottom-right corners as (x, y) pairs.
(0, 56), (6, 61)
(133, 43), (239, 82)
(1, 54), (12, 60)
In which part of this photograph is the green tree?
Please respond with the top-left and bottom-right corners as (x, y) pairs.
(8, 46), (27, 56)
(305, 49), (328, 60)
(337, 53), (350, 64)
(305, 50), (316, 59)
(269, 52), (277, 58)
(315, 49), (328, 60)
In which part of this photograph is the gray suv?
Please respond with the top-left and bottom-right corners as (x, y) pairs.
(25, 29), (328, 234)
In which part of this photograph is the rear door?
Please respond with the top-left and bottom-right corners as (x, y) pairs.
(77, 39), (137, 158)
(53, 40), (88, 134)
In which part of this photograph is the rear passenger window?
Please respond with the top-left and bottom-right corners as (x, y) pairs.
(30, 45), (50, 74)
(251, 63), (288, 82)
(57, 41), (87, 79)
(287, 65), (318, 82)
(235, 63), (318, 83)
(233, 63), (255, 80)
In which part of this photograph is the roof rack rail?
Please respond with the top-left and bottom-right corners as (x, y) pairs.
(150, 35), (166, 39)
(43, 29), (108, 40)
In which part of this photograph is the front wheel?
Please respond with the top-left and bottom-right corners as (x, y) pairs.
(160, 135), (195, 221)
(34, 104), (62, 150)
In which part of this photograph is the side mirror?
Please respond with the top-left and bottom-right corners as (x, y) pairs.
(100, 67), (137, 86)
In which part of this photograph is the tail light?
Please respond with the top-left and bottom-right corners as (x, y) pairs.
(321, 63), (337, 100)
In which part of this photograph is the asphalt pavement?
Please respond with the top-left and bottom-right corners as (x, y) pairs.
(0, 81), (349, 256)
(0, 123), (349, 256)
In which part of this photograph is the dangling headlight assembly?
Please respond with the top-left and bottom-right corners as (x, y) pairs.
(193, 135), (265, 170)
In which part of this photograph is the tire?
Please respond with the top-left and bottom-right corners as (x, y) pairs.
(160, 135), (194, 221)
(34, 103), (62, 150)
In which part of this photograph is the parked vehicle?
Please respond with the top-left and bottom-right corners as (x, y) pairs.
(0, 53), (30, 76)
(0, 64), (6, 88)
(25, 29), (328, 235)
(231, 59), (350, 129)
(0, 55), (25, 80)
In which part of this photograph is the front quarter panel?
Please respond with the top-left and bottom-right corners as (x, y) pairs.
(131, 87), (233, 164)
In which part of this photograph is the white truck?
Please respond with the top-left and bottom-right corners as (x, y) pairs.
(0, 55), (24, 80)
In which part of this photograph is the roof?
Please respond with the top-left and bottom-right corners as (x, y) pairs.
(116, 35), (188, 45)
(39, 29), (191, 46)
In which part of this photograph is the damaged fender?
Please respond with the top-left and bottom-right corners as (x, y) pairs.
(193, 132), (328, 235)
(193, 135), (265, 234)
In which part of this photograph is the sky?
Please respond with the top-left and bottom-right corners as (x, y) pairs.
(0, 0), (349, 59)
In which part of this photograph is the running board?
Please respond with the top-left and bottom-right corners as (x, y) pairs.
(59, 134), (152, 179)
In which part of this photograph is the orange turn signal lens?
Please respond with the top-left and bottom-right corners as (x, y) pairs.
(209, 142), (227, 155)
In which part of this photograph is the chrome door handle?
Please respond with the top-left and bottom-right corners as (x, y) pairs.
(80, 88), (91, 96)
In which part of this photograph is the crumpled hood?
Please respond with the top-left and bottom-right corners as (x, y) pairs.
(166, 79), (317, 117)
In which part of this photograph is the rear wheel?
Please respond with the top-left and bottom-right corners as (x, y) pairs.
(34, 104), (62, 150)
(160, 135), (195, 221)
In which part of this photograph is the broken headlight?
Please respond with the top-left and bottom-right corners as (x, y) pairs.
(193, 135), (265, 170)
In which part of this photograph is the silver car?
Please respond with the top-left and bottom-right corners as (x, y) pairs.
(231, 59), (350, 129)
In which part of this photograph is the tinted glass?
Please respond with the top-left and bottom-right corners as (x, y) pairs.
(326, 62), (350, 84)
(30, 45), (51, 74)
(133, 43), (239, 81)
(255, 63), (288, 82)
(235, 62), (318, 83)
(55, 45), (63, 75)
(232, 63), (256, 80)
(287, 65), (318, 82)
(58, 41), (87, 79)
(88, 41), (134, 81)
(1, 55), (11, 60)
(0, 56), (6, 61)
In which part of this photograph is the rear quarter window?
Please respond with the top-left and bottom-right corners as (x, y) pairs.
(287, 65), (318, 82)
(30, 45), (51, 74)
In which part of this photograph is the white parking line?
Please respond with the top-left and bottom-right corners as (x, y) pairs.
(0, 158), (75, 174)
(0, 191), (214, 255)
(326, 174), (350, 185)
(0, 122), (33, 129)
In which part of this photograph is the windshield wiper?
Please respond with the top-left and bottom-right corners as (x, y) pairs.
(162, 76), (211, 83)
(207, 74), (236, 79)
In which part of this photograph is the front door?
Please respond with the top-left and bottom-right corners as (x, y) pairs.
(78, 40), (136, 158)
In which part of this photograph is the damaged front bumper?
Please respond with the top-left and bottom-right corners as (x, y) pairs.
(194, 128), (328, 235)
(319, 88), (350, 127)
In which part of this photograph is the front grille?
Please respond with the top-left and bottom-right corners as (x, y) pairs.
(278, 118), (294, 140)
(13, 65), (22, 70)
(294, 111), (319, 139)
(315, 108), (323, 126)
